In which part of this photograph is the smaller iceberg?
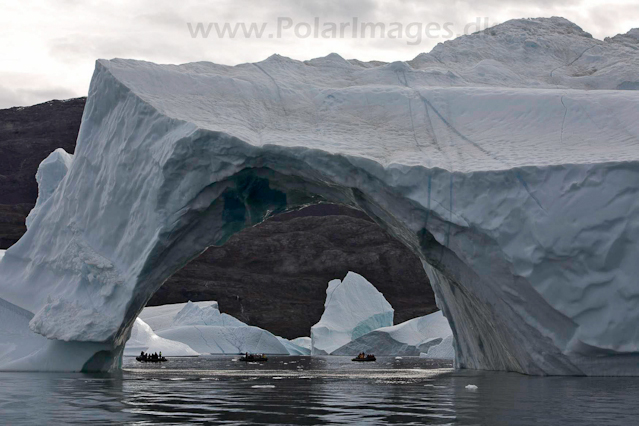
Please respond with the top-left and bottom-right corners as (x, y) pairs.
(137, 300), (289, 355)
(311, 272), (394, 355)
(123, 318), (198, 357)
(332, 311), (454, 358)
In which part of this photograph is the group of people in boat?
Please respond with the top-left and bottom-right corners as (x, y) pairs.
(355, 352), (375, 360)
(241, 352), (268, 361)
(138, 351), (163, 361)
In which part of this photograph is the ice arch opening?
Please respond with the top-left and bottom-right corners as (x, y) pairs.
(1, 58), (638, 375)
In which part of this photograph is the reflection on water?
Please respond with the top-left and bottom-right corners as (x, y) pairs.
(0, 356), (637, 425)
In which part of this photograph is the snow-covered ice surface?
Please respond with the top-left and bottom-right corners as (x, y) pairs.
(138, 301), (218, 332)
(311, 272), (394, 355)
(0, 17), (638, 374)
(157, 326), (289, 355)
(332, 311), (453, 358)
(171, 301), (247, 328)
(123, 318), (198, 357)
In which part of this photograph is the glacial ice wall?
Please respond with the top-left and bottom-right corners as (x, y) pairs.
(0, 17), (638, 374)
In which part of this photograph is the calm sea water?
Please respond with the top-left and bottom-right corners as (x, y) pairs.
(0, 356), (637, 425)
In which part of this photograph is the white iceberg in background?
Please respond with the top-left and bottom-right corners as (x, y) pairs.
(25, 148), (74, 229)
(133, 301), (294, 355)
(171, 301), (247, 328)
(332, 311), (454, 358)
(277, 336), (311, 355)
(123, 318), (198, 357)
(139, 301), (218, 332)
(311, 272), (394, 355)
(158, 326), (289, 355)
(0, 250), (4, 262)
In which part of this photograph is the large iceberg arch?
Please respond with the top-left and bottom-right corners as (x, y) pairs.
(0, 35), (638, 374)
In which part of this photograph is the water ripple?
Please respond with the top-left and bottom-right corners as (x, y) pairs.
(0, 356), (637, 425)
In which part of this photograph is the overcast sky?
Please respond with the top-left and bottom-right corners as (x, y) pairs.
(1, 0), (637, 108)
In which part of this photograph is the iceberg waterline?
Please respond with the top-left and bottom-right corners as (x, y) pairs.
(0, 17), (638, 374)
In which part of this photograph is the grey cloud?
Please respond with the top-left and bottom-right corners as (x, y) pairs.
(2, 0), (636, 109)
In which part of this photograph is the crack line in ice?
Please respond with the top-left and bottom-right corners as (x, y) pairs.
(560, 95), (568, 144)
(550, 45), (599, 78)
(194, 325), (225, 354)
(399, 70), (450, 168)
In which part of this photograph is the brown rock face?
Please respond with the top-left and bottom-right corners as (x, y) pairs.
(0, 99), (437, 339)
(0, 98), (85, 248)
(149, 204), (437, 338)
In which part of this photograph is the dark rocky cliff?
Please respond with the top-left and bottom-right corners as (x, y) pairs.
(0, 99), (436, 338)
